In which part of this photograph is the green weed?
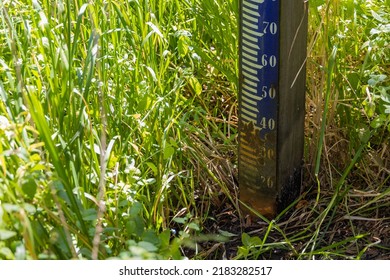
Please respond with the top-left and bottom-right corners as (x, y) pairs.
(0, 0), (388, 260)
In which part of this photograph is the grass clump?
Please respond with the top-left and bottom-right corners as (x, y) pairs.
(0, 0), (389, 260)
(0, 0), (237, 259)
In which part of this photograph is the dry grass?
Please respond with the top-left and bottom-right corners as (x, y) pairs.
(182, 0), (390, 260)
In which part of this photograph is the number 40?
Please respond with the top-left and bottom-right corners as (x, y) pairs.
(259, 117), (276, 130)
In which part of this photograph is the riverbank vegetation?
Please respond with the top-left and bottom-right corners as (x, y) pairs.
(0, 0), (389, 259)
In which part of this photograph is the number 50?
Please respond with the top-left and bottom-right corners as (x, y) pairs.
(261, 86), (277, 99)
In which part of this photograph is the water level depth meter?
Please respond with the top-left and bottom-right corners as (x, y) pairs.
(238, 0), (308, 217)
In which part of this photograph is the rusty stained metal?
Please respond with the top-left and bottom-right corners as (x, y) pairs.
(238, 0), (280, 218)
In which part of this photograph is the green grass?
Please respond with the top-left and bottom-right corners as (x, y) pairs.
(0, 0), (389, 260)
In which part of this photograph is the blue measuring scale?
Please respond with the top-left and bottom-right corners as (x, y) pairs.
(239, 0), (279, 216)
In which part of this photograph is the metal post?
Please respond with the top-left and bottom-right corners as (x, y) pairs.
(238, 0), (308, 217)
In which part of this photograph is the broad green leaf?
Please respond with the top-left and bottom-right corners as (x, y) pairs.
(178, 36), (189, 57)
(370, 115), (386, 128)
(371, 10), (386, 23)
(368, 74), (387, 86)
(0, 230), (17, 240)
(163, 145), (175, 159)
(241, 232), (250, 246)
(21, 176), (37, 200)
(23, 203), (36, 214)
(146, 162), (157, 176)
(159, 229), (171, 249)
(358, 126), (371, 143)
(250, 236), (262, 246)
(14, 243), (26, 260)
(188, 76), (202, 96)
(3, 203), (20, 213)
(142, 230), (161, 247)
(188, 222), (200, 231)
(130, 201), (143, 217)
(380, 91), (390, 104)
(172, 217), (186, 224)
(138, 241), (158, 252)
(364, 101), (375, 118)
(0, 247), (14, 260)
(126, 217), (144, 237)
(82, 208), (98, 221)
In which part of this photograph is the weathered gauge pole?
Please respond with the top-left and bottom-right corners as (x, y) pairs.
(238, 0), (308, 217)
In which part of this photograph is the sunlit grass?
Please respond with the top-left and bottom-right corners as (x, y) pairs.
(0, 0), (238, 259)
(0, 0), (389, 259)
